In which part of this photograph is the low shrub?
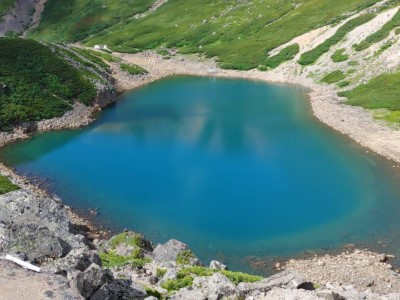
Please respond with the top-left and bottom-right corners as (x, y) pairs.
(299, 13), (375, 65)
(321, 70), (346, 84)
(331, 49), (349, 62)
(176, 250), (195, 265)
(161, 275), (193, 291)
(262, 44), (300, 69)
(0, 175), (19, 195)
(120, 63), (148, 75)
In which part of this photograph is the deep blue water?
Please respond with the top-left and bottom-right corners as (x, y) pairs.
(2, 77), (400, 273)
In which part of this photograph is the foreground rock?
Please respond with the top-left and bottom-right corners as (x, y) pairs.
(286, 250), (400, 295)
(0, 260), (82, 300)
(0, 190), (84, 262)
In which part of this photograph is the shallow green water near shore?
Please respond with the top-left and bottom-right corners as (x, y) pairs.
(2, 77), (400, 273)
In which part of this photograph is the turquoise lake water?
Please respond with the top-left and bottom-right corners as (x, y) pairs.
(2, 77), (400, 273)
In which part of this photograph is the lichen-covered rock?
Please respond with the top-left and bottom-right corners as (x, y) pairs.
(169, 288), (207, 300)
(0, 190), (84, 262)
(43, 248), (101, 274)
(74, 263), (146, 300)
(75, 264), (114, 298)
(153, 239), (202, 266)
(90, 278), (146, 300)
(153, 239), (187, 263)
(193, 273), (239, 300)
(238, 270), (312, 294)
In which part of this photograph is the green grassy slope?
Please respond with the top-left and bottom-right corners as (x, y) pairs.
(86, 0), (380, 70)
(29, 0), (155, 42)
(340, 72), (400, 111)
(0, 0), (15, 18)
(0, 38), (96, 130)
(31, 0), (380, 70)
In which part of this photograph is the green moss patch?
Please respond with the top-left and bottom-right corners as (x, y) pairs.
(176, 250), (196, 265)
(108, 232), (145, 249)
(261, 44), (300, 70)
(0, 175), (19, 195)
(331, 48), (349, 62)
(156, 268), (167, 278)
(99, 249), (150, 268)
(120, 63), (148, 75)
(321, 70), (346, 84)
(177, 266), (263, 285)
(161, 275), (194, 292)
(339, 72), (400, 111)
(374, 110), (400, 125)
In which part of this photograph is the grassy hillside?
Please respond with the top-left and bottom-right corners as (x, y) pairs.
(29, 0), (155, 42)
(0, 38), (96, 130)
(340, 72), (400, 111)
(30, 0), (380, 70)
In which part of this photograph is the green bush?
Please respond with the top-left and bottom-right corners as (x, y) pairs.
(70, 47), (110, 69)
(337, 80), (350, 87)
(120, 63), (148, 75)
(145, 287), (163, 299)
(177, 266), (263, 285)
(354, 9), (400, 51)
(299, 13), (375, 65)
(161, 275), (193, 291)
(108, 232), (145, 249)
(99, 250), (150, 268)
(0, 175), (19, 195)
(331, 49), (349, 62)
(262, 44), (300, 69)
(156, 268), (167, 278)
(221, 270), (263, 285)
(178, 266), (215, 277)
(321, 70), (346, 84)
(176, 250), (195, 265)
(340, 72), (400, 110)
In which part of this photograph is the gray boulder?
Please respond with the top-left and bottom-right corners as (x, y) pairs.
(0, 190), (84, 262)
(316, 289), (344, 300)
(90, 279), (146, 300)
(169, 288), (207, 300)
(153, 239), (188, 263)
(193, 273), (239, 300)
(43, 248), (101, 274)
(153, 239), (202, 265)
(209, 260), (227, 270)
(76, 264), (114, 298)
(238, 270), (312, 293)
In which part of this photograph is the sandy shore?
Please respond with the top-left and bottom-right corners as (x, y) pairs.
(113, 51), (400, 165)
